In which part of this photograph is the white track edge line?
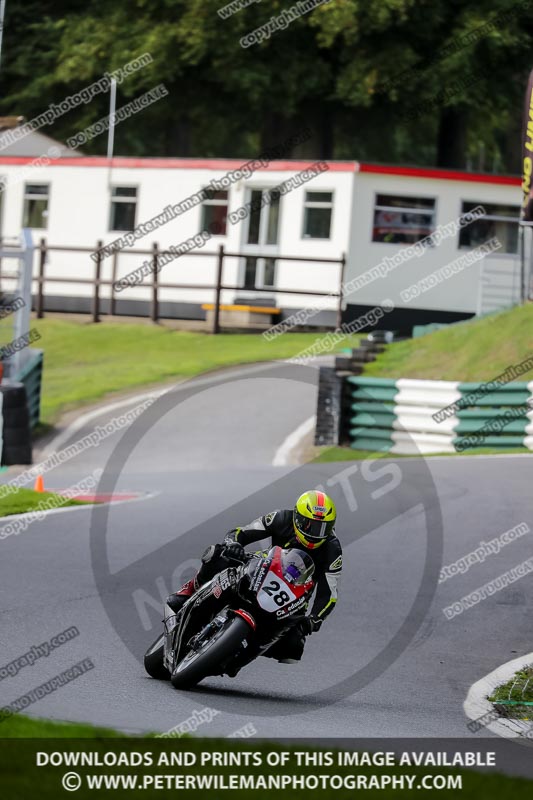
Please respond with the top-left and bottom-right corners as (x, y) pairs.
(273, 416), (316, 467)
(0, 491), (159, 526)
(42, 360), (297, 456)
(42, 389), (170, 456)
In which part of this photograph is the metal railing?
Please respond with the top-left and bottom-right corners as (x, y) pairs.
(0, 228), (34, 376)
(25, 240), (346, 333)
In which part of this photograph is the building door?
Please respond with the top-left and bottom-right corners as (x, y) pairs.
(240, 188), (281, 292)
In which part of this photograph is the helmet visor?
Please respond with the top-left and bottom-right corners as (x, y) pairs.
(294, 511), (334, 544)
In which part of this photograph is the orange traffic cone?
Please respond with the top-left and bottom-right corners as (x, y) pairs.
(34, 475), (44, 493)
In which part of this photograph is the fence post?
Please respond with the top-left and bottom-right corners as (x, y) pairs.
(337, 252), (346, 330)
(92, 240), (103, 323)
(36, 237), (46, 318)
(151, 242), (159, 323)
(110, 250), (118, 316)
(212, 244), (225, 335)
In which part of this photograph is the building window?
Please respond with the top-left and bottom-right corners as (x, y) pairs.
(372, 194), (436, 244)
(459, 202), (520, 254)
(246, 188), (281, 245)
(109, 186), (137, 232)
(303, 191), (333, 239)
(201, 189), (228, 235)
(23, 184), (49, 229)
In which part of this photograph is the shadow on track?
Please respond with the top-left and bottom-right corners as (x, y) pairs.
(153, 679), (369, 712)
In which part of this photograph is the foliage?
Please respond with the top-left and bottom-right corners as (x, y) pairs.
(1, 0), (533, 167)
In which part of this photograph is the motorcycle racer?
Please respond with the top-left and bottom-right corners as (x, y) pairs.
(167, 490), (342, 663)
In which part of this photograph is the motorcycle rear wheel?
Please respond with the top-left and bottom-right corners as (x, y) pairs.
(144, 633), (171, 680)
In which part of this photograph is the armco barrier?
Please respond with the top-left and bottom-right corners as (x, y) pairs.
(343, 377), (533, 454)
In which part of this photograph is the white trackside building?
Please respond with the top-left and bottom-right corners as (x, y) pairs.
(0, 151), (527, 330)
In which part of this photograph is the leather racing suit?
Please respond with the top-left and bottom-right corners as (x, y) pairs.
(168, 509), (342, 663)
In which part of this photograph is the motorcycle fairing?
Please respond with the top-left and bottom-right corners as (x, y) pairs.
(256, 547), (313, 614)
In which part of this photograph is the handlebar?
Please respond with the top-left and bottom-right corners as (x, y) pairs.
(223, 550), (254, 565)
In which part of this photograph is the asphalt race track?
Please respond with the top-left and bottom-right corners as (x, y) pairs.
(1, 361), (532, 739)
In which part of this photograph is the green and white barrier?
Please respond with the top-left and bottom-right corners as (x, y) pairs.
(346, 376), (533, 454)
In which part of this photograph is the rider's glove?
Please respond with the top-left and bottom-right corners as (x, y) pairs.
(224, 527), (242, 546)
(223, 542), (245, 562)
(299, 616), (322, 636)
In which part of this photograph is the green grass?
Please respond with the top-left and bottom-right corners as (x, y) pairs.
(490, 666), (533, 702)
(312, 446), (531, 462)
(313, 447), (398, 462)
(0, 488), (91, 518)
(0, 713), (127, 738)
(363, 303), (533, 382)
(32, 319), (361, 424)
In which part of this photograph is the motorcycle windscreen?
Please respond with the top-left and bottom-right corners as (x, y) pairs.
(256, 547), (298, 612)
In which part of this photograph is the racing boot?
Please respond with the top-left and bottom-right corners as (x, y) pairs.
(166, 544), (226, 614)
(166, 576), (198, 614)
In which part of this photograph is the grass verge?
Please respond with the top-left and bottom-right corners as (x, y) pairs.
(0, 488), (91, 518)
(363, 303), (533, 382)
(1, 714), (127, 738)
(312, 446), (531, 462)
(489, 665), (533, 720)
(32, 319), (361, 424)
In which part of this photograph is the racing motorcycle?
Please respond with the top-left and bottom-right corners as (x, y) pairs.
(144, 546), (315, 689)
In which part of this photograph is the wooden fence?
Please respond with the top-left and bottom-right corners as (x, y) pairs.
(26, 240), (346, 333)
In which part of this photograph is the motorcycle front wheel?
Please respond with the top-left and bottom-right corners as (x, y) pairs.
(171, 615), (252, 690)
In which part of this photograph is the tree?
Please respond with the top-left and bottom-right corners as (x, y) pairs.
(1, 0), (532, 169)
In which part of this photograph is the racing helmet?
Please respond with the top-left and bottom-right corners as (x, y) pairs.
(293, 490), (336, 550)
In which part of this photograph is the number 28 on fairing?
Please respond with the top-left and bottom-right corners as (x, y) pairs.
(258, 577), (296, 612)
(255, 548), (311, 613)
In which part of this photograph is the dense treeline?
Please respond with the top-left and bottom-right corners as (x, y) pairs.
(1, 0), (532, 170)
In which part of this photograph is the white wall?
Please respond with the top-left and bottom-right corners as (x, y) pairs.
(345, 171), (522, 314)
(0, 159), (353, 310)
(0, 157), (524, 317)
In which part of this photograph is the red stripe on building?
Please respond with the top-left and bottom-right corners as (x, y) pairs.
(0, 154), (519, 185)
(0, 156), (357, 172)
(358, 162), (520, 186)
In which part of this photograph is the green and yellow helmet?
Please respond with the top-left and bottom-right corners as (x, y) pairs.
(293, 490), (336, 550)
